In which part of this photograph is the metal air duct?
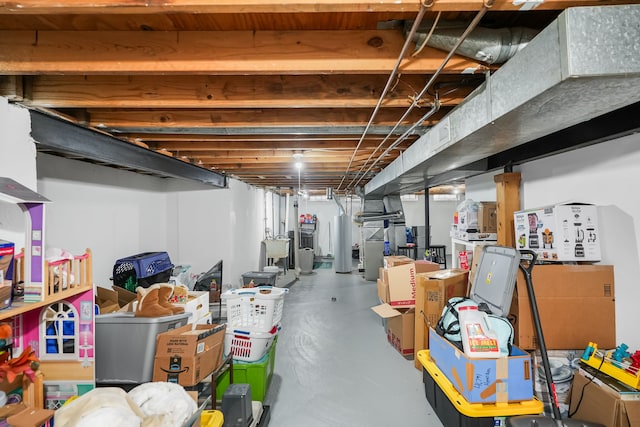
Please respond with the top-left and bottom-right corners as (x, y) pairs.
(413, 26), (539, 64)
(367, 5), (640, 197)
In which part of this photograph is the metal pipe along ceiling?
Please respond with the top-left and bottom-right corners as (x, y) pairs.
(336, 0), (431, 193)
(343, 0), (495, 194)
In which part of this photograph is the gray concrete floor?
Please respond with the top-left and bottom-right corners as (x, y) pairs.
(264, 263), (443, 427)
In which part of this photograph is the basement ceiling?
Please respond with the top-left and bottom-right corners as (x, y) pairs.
(0, 0), (637, 195)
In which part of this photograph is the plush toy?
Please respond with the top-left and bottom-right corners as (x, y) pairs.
(0, 346), (39, 384)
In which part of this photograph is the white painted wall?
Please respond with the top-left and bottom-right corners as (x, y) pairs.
(294, 196), (360, 257)
(36, 155), (266, 289)
(167, 178), (265, 288)
(402, 194), (460, 256)
(466, 133), (640, 350)
(0, 100), (37, 249)
(37, 153), (171, 287)
(0, 97), (266, 290)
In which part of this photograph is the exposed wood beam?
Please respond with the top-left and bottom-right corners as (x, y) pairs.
(0, 30), (488, 75)
(0, 0), (631, 14)
(85, 107), (447, 129)
(18, 75), (475, 108)
(127, 135), (416, 150)
(176, 149), (373, 158)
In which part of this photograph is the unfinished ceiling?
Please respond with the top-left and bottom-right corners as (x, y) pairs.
(0, 1), (638, 195)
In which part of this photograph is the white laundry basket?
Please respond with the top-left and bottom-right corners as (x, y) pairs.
(222, 286), (288, 333)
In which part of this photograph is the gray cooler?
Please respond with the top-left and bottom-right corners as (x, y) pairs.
(95, 311), (190, 384)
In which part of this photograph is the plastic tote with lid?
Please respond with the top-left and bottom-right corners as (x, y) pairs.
(458, 305), (501, 358)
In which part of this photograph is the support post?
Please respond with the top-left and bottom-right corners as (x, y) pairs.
(493, 172), (521, 247)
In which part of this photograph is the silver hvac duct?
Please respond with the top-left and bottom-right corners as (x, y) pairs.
(410, 24), (539, 64)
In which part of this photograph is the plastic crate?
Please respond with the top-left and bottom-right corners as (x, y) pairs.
(224, 325), (279, 362)
(418, 350), (543, 425)
(222, 286), (287, 333)
(216, 337), (277, 402)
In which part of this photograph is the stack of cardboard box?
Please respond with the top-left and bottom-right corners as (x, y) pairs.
(371, 255), (471, 365)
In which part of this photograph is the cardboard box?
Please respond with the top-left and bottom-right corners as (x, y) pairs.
(95, 286), (138, 313)
(378, 266), (388, 285)
(467, 245), (486, 287)
(386, 263), (417, 307)
(383, 255), (414, 268)
(478, 202), (497, 233)
(413, 269), (469, 370)
(569, 370), (640, 427)
(429, 328), (534, 404)
(458, 201), (497, 233)
(152, 323), (226, 386)
(414, 260), (440, 274)
(510, 264), (615, 350)
(95, 286), (121, 314)
(377, 278), (389, 303)
(371, 303), (415, 358)
(514, 203), (600, 261)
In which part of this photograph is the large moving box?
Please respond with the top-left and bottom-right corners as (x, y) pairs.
(413, 269), (468, 370)
(510, 264), (615, 350)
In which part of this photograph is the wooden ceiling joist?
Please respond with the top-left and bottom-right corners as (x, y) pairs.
(137, 137), (413, 150)
(19, 75), (475, 109)
(85, 108), (449, 129)
(0, 0), (630, 14)
(0, 30), (488, 75)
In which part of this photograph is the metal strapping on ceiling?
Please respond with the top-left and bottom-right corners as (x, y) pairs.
(365, 5), (640, 197)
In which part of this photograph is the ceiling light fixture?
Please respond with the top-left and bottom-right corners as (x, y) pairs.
(292, 152), (304, 170)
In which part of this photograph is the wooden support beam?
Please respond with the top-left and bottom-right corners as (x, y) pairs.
(19, 75), (472, 109)
(0, 0), (631, 14)
(494, 172), (521, 248)
(0, 30), (488, 75)
(85, 107), (447, 128)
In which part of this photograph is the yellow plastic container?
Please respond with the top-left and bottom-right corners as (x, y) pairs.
(581, 343), (640, 390)
(417, 350), (544, 417)
(200, 410), (224, 427)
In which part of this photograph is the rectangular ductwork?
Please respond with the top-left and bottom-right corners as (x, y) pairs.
(365, 5), (640, 196)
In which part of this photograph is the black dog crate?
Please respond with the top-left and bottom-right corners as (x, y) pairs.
(113, 251), (173, 292)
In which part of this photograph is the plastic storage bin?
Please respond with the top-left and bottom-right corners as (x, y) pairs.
(113, 251), (174, 292)
(95, 311), (190, 384)
(224, 325), (279, 362)
(418, 350), (543, 427)
(223, 286), (287, 333)
(241, 271), (277, 287)
(217, 337), (277, 402)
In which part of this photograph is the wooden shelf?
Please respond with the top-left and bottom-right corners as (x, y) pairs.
(0, 285), (93, 322)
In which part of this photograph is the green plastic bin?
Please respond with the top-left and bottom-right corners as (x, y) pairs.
(215, 336), (277, 402)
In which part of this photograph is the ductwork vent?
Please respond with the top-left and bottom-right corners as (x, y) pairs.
(411, 26), (539, 64)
